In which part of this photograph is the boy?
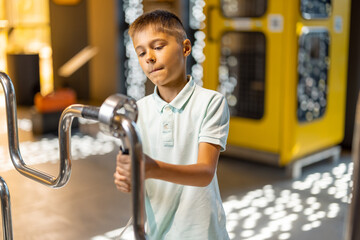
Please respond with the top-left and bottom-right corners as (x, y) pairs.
(113, 10), (230, 240)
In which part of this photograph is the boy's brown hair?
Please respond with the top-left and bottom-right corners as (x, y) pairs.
(128, 10), (187, 43)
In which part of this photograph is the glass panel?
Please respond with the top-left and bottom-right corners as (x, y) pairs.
(300, 0), (332, 19)
(221, 0), (267, 18)
(219, 32), (266, 119)
(297, 28), (329, 122)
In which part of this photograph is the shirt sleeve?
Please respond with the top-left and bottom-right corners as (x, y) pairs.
(198, 94), (230, 152)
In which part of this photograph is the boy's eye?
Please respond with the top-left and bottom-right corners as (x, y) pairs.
(138, 52), (145, 57)
(154, 46), (164, 50)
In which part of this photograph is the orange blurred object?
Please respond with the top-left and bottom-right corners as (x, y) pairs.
(34, 89), (76, 113)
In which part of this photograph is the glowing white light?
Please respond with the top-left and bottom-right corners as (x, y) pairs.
(327, 211), (338, 218)
(306, 197), (317, 204)
(270, 211), (287, 220)
(304, 208), (314, 216)
(17, 119), (32, 132)
(280, 223), (292, 232)
(311, 186), (321, 194)
(312, 202), (321, 210)
(279, 232), (291, 239)
(227, 212), (239, 220)
(92, 161), (353, 239)
(329, 203), (340, 211)
(274, 204), (285, 212)
(243, 219), (256, 229)
(286, 199), (300, 209)
(264, 207), (275, 216)
(122, 0), (146, 100)
(228, 232), (236, 239)
(227, 220), (238, 231)
(241, 229), (254, 238)
(293, 205), (303, 213)
(0, 130), (119, 172)
(316, 211), (326, 219)
(311, 220), (321, 228)
(328, 186), (336, 195)
(302, 223), (312, 231)
(308, 214), (318, 222)
(239, 207), (257, 218)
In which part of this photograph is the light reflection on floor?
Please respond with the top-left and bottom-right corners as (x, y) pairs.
(0, 117), (120, 172)
(90, 161), (352, 240)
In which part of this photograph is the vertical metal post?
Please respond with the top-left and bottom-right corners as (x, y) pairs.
(346, 92), (360, 240)
(0, 177), (13, 240)
(113, 116), (146, 240)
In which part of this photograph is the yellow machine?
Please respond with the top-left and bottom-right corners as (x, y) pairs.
(203, 0), (351, 176)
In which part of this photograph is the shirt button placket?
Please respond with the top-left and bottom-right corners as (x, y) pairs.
(162, 105), (174, 147)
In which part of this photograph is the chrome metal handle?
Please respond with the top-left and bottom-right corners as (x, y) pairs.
(98, 94), (145, 240)
(0, 177), (12, 240)
(0, 71), (71, 188)
(63, 94), (146, 240)
(0, 70), (146, 239)
(112, 115), (146, 240)
(346, 93), (360, 240)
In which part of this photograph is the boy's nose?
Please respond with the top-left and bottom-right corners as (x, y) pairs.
(146, 53), (156, 63)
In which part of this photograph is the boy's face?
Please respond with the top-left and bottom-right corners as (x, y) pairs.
(132, 26), (191, 88)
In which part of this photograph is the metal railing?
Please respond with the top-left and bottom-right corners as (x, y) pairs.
(0, 72), (71, 187)
(346, 92), (360, 240)
(0, 71), (146, 239)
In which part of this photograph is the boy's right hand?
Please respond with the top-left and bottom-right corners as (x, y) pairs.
(113, 151), (132, 193)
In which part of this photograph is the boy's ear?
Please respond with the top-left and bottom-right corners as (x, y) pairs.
(182, 39), (191, 57)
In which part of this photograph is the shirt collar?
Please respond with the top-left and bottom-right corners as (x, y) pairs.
(153, 75), (196, 113)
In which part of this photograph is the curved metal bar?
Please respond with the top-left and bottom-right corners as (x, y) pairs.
(0, 72), (146, 238)
(0, 71), (71, 188)
(98, 94), (138, 136)
(62, 100), (146, 239)
(346, 93), (360, 240)
(113, 115), (146, 240)
(57, 104), (100, 188)
(0, 177), (13, 240)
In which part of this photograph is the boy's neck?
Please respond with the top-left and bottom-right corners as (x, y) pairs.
(157, 76), (188, 103)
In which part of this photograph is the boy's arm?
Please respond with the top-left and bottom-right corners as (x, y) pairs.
(114, 142), (220, 192)
(146, 142), (220, 187)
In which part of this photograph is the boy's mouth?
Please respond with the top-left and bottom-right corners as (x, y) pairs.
(150, 67), (164, 74)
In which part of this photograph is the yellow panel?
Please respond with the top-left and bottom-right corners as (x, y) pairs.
(279, 0), (351, 165)
(203, 0), (350, 166)
(203, 0), (285, 153)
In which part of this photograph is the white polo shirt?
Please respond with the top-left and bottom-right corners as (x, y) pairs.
(136, 76), (230, 240)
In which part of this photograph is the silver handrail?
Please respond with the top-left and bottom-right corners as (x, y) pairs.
(0, 71), (146, 239)
(346, 92), (360, 240)
(112, 115), (146, 240)
(0, 177), (12, 240)
(62, 94), (146, 239)
(0, 71), (71, 188)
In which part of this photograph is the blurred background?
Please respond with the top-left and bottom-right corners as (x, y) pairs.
(0, 0), (359, 239)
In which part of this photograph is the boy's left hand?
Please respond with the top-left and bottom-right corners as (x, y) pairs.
(113, 151), (132, 193)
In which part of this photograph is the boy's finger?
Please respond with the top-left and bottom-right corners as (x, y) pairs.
(114, 170), (131, 184)
(116, 164), (131, 174)
(114, 179), (132, 192)
(116, 166), (131, 177)
(114, 176), (130, 187)
(117, 155), (131, 165)
(114, 170), (132, 186)
(116, 185), (131, 193)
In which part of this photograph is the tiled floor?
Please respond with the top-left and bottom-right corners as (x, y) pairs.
(0, 96), (354, 239)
